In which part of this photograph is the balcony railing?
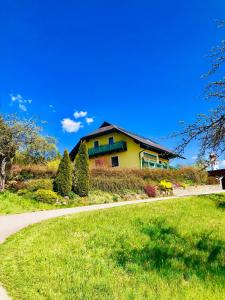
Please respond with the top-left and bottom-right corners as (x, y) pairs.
(142, 160), (169, 169)
(88, 141), (127, 157)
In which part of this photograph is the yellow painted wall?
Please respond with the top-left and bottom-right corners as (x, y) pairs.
(84, 132), (169, 169)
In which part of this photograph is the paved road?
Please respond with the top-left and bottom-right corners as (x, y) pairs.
(0, 190), (223, 299)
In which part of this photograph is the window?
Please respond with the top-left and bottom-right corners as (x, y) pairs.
(111, 156), (119, 167)
(108, 137), (114, 145)
(94, 141), (99, 148)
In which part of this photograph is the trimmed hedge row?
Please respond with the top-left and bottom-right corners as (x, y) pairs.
(90, 167), (208, 194)
(91, 167), (208, 185)
(90, 176), (146, 194)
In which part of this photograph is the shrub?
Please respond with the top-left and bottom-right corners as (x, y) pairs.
(18, 169), (34, 180)
(73, 142), (89, 197)
(53, 150), (72, 196)
(90, 176), (145, 194)
(25, 179), (53, 191)
(90, 166), (208, 185)
(144, 185), (157, 197)
(47, 159), (60, 173)
(217, 199), (225, 208)
(67, 191), (81, 203)
(6, 180), (27, 191)
(11, 164), (57, 180)
(180, 182), (188, 189)
(159, 180), (173, 192)
(17, 189), (30, 196)
(89, 190), (122, 204)
(33, 189), (59, 204)
(207, 176), (220, 185)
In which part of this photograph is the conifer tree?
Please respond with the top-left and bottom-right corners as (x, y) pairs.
(73, 141), (89, 196)
(54, 150), (72, 196)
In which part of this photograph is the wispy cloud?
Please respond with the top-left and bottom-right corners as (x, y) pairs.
(74, 111), (87, 118)
(49, 104), (56, 113)
(10, 94), (32, 112)
(18, 104), (27, 112)
(86, 117), (94, 124)
(61, 118), (83, 133)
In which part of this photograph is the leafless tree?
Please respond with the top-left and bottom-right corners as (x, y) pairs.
(175, 21), (225, 163)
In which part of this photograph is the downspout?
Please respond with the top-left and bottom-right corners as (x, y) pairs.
(139, 150), (145, 169)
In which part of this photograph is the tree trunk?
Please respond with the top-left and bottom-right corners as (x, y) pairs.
(0, 157), (7, 192)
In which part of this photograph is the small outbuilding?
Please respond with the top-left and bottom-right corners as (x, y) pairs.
(208, 169), (225, 189)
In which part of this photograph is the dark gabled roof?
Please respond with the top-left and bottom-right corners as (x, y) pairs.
(70, 121), (182, 160)
(208, 169), (225, 177)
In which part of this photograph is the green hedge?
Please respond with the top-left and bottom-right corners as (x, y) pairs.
(90, 176), (146, 194)
(90, 167), (208, 193)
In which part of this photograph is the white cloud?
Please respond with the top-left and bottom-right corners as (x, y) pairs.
(10, 94), (32, 111)
(61, 118), (83, 133)
(191, 156), (197, 160)
(11, 94), (22, 102)
(86, 117), (94, 124)
(74, 111), (87, 118)
(219, 160), (225, 168)
(18, 104), (27, 112)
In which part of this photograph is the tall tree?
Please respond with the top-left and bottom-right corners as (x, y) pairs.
(53, 150), (72, 196)
(0, 114), (57, 192)
(73, 141), (89, 197)
(0, 117), (16, 191)
(176, 21), (225, 163)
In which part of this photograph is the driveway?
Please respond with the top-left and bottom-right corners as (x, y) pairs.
(0, 190), (224, 299)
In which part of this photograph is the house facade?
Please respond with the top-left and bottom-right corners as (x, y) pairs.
(70, 122), (178, 169)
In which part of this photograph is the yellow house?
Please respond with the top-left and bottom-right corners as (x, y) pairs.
(70, 122), (178, 169)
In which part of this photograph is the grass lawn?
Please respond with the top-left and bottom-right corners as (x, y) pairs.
(0, 194), (224, 299)
(0, 191), (63, 215)
(0, 190), (126, 215)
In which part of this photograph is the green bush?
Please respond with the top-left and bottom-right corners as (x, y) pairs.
(25, 179), (53, 191)
(33, 189), (59, 204)
(53, 150), (72, 196)
(73, 142), (89, 197)
(89, 190), (122, 204)
(18, 169), (34, 180)
(17, 189), (30, 196)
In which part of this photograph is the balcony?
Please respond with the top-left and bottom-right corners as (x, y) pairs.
(142, 160), (169, 169)
(88, 141), (127, 157)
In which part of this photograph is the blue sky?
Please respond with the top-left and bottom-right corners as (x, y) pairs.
(0, 0), (225, 165)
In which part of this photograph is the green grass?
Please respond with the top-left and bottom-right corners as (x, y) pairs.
(0, 191), (62, 214)
(0, 190), (145, 215)
(0, 194), (225, 299)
